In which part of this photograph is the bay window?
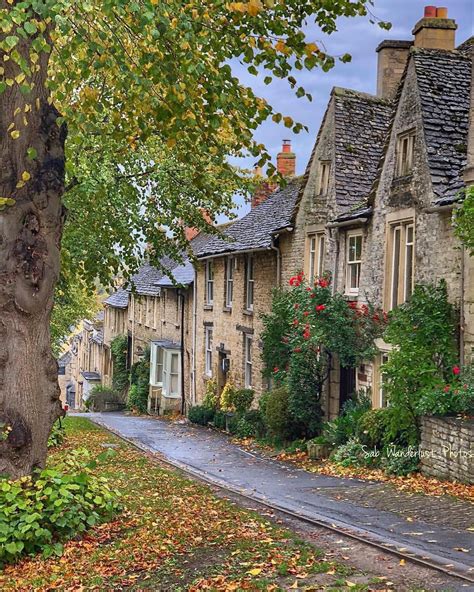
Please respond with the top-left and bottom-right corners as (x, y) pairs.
(150, 342), (181, 398)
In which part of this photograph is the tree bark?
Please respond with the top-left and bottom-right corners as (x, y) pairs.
(0, 14), (66, 478)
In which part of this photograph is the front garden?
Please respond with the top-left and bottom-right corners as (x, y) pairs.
(189, 276), (474, 486)
(1, 418), (405, 591)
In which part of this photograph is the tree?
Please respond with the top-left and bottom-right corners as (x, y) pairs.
(262, 273), (386, 437)
(0, 1), (389, 476)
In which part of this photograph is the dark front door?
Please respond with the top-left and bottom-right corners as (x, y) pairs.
(339, 366), (356, 412)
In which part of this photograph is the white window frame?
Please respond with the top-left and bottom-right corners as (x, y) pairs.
(244, 335), (253, 388)
(205, 327), (213, 377)
(308, 232), (325, 283)
(396, 129), (415, 177)
(388, 220), (415, 310)
(150, 343), (164, 387)
(225, 257), (235, 309)
(316, 160), (331, 196)
(162, 350), (181, 399)
(346, 233), (363, 295)
(205, 260), (214, 305)
(245, 255), (254, 311)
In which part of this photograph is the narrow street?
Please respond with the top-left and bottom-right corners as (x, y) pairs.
(81, 412), (474, 585)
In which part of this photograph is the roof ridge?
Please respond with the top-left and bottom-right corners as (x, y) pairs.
(332, 86), (391, 105)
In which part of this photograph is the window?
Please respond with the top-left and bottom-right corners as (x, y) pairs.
(308, 233), (325, 283)
(205, 327), (213, 377)
(150, 344), (181, 397)
(389, 221), (415, 309)
(225, 257), (235, 308)
(205, 260), (214, 305)
(150, 344), (164, 386)
(316, 160), (331, 195)
(396, 130), (415, 177)
(244, 335), (253, 388)
(346, 233), (363, 294)
(245, 255), (254, 311)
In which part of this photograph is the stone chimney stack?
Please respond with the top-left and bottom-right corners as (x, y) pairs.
(412, 6), (457, 51)
(376, 40), (412, 99)
(277, 140), (296, 177)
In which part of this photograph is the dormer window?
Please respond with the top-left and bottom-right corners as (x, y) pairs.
(395, 130), (415, 177)
(316, 160), (331, 195)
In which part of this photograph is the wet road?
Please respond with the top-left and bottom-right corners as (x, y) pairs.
(79, 412), (474, 580)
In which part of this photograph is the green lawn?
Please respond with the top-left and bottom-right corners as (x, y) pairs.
(0, 417), (421, 591)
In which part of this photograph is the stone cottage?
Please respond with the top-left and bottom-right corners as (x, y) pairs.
(192, 142), (301, 402)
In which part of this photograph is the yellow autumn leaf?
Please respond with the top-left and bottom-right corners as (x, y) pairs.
(22, 171), (31, 182)
(399, 559), (406, 566)
(247, 0), (263, 16)
(346, 582), (356, 588)
(247, 568), (262, 576)
(11, 130), (20, 139)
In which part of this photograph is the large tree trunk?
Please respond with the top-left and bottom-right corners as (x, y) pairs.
(0, 14), (66, 478)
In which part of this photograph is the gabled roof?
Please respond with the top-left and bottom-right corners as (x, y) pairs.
(104, 289), (129, 309)
(127, 255), (180, 297)
(413, 48), (471, 204)
(194, 178), (302, 258)
(332, 88), (393, 211)
(155, 259), (195, 287)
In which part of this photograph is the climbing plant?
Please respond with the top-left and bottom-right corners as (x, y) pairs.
(110, 335), (129, 397)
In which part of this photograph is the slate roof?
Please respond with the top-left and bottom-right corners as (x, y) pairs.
(156, 259), (195, 288)
(194, 178), (302, 258)
(104, 289), (129, 309)
(332, 88), (393, 210)
(413, 48), (471, 203)
(91, 330), (103, 345)
(58, 351), (71, 367)
(81, 371), (101, 381)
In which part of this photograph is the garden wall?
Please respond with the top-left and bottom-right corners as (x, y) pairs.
(420, 417), (474, 484)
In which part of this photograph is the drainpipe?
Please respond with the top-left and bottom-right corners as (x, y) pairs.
(179, 290), (186, 415)
(270, 235), (281, 286)
(192, 276), (197, 406)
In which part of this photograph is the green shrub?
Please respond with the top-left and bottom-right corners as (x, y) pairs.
(322, 391), (371, 447)
(331, 437), (379, 469)
(110, 335), (129, 395)
(382, 446), (419, 476)
(264, 386), (301, 443)
(383, 281), (458, 439)
(127, 348), (150, 414)
(47, 421), (65, 449)
(232, 389), (255, 414)
(417, 381), (474, 417)
(212, 410), (227, 430)
(188, 405), (215, 426)
(235, 410), (265, 438)
(202, 379), (218, 410)
(0, 449), (119, 565)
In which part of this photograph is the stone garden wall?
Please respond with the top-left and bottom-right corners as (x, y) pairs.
(420, 417), (474, 484)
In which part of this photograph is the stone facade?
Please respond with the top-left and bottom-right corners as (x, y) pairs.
(194, 251), (277, 404)
(420, 416), (474, 484)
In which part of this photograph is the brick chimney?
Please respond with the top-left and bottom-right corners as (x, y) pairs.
(412, 6), (457, 50)
(277, 139), (296, 177)
(184, 209), (213, 241)
(376, 40), (413, 99)
(251, 140), (296, 208)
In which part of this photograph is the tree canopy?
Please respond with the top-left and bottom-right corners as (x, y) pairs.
(1, 0), (389, 286)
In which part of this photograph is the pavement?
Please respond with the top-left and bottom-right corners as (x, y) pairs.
(77, 412), (474, 581)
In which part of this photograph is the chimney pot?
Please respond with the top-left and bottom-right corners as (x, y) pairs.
(282, 139), (292, 153)
(413, 7), (457, 50)
(424, 6), (437, 18)
(436, 7), (448, 18)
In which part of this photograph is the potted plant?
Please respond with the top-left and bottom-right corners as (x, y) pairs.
(307, 435), (332, 460)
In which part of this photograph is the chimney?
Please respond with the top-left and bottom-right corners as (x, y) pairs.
(250, 140), (296, 208)
(277, 140), (296, 177)
(184, 209), (213, 241)
(376, 40), (413, 99)
(412, 6), (457, 51)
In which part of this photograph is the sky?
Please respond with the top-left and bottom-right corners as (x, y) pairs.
(228, 0), (474, 218)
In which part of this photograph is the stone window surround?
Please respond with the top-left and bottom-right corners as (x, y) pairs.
(224, 256), (236, 310)
(305, 223), (326, 282)
(205, 260), (214, 306)
(205, 326), (213, 377)
(345, 230), (363, 296)
(316, 159), (331, 196)
(395, 128), (416, 178)
(383, 208), (416, 311)
(245, 254), (255, 312)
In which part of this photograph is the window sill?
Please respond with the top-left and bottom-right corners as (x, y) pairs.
(243, 309), (254, 316)
(204, 304), (214, 311)
(344, 291), (359, 298)
(223, 307), (232, 313)
(162, 393), (181, 400)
